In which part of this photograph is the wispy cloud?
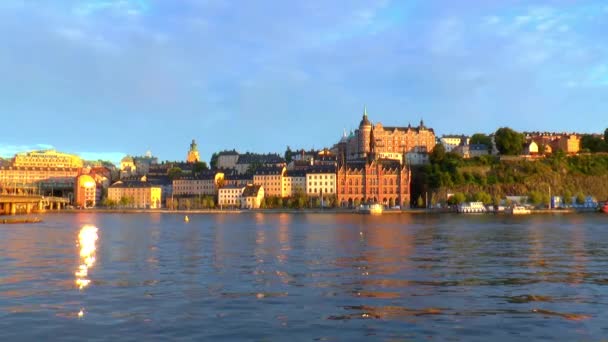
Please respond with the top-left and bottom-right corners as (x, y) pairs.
(0, 144), (55, 159)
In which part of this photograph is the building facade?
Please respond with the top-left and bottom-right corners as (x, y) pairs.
(283, 170), (306, 197)
(241, 185), (264, 209)
(172, 171), (224, 196)
(13, 150), (83, 169)
(253, 166), (286, 197)
(216, 150), (240, 169)
(74, 174), (97, 208)
(338, 107), (435, 165)
(218, 185), (245, 207)
(0, 166), (79, 194)
(337, 158), (410, 208)
(108, 181), (162, 209)
(305, 165), (337, 197)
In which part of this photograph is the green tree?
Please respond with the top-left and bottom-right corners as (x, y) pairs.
(494, 127), (525, 155)
(474, 191), (492, 205)
(209, 152), (219, 169)
(284, 146), (294, 164)
(168, 167), (183, 180)
(605, 128), (608, 144)
(192, 162), (209, 176)
(430, 144), (446, 164)
(447, 192), (466, 205)
(470, 133), (492, 149)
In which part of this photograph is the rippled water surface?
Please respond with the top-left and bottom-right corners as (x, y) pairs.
(1, 212), (608, 340)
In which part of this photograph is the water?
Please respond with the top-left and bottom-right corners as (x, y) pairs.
(1, 212), (607, 341)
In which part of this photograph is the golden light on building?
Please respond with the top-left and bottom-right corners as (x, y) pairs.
(75, 174), (97, 208)
(14, 149), (83, 168)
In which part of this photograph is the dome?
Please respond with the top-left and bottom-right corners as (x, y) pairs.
(121, 155), (134, 163)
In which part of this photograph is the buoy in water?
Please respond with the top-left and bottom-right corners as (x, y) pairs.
(184, 215), (190, 222)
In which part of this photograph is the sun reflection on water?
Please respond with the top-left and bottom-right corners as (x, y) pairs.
(74, 225), (99, 318)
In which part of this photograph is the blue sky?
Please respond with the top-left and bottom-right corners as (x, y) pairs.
(1, 0), (607, 164)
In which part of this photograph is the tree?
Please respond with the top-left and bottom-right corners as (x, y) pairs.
(474, 191), (492, 205)
(470, 133), (492, 149)
(209, 152), (219, 169)
(168, 167), (183, 180)
(430, 144), (446, 164)
(494, 127), (525, 155)
(605, 128), (608, 144)
(581, 134), (608, 153)
(447, 192), (466, 205)
(192, 162), (209, 175)
(284, 146), (294, 164)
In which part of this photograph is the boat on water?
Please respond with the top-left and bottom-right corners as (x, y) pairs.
(457, 202), (487, 214)
(357, 204), (384, 215)
(601, 202), (608, 214)
(505, 205), (531, 215)
(0, 217), (42, 224)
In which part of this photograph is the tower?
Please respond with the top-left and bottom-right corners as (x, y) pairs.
(187, 139), (200, 163)
(358, 105), (372, 158)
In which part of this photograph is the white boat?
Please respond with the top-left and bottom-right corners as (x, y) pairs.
(457, 202), (487, 214)
(505, 205), (531, 215)
(357, 203), (383, 215)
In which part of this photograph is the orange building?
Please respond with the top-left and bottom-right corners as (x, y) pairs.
(74, 174), (97, 208)
(339, 107), (436, 163)
(337, 158), (410, 208)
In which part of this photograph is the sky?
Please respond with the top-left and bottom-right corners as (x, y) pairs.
(1, 0), (607, 164)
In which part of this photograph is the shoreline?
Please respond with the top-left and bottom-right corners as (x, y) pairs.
(4, 207), (601, 216)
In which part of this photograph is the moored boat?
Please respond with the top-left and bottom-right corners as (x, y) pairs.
(601, 202), (608, 214)
(505, 205), (531, 215)
(457, 202), (487, 214)
(357, 204), (384, 215)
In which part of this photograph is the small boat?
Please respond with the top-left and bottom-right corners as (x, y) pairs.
(506, 205), (531, 215)
(601, 202), (608, 214)
(184, 215), (190, 222)
(357, 204), (383, 215)
(0, 217), (43, 224)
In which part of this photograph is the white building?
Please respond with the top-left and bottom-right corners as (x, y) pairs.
(218, 185), (246, 207)
(306, 165), (336, 197)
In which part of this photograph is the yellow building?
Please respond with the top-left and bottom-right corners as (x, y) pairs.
(108, 180), (162, 209)
(241, 184), (264, 209)
(253, 166), (286, 197)
(218, 185), (245, 207)
(173, 171), (224, 196)
(74, 174), (97, 208)
(187, 139), (201, 163)
(0, 166), (79, 193)
(283, 170), (306, 197)
(13, 149), (83, 168)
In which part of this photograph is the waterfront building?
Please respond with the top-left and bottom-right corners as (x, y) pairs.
(306, 165), (336, 198)
(241, 184), (264, 209)
(0, 166), (79, 194)
(186, 139), (201, 163)
(283, 170), (306, 197)
(108, 180), (162, 209)
(218, 185), (246, 207)
(337, 155), (410, 208)
(337, 106), (435, 165)
(172, 171), (224, 196)
(13, 149), (83, 169)
(74, 174), (97, 208)
(253, 166), (286, 197)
